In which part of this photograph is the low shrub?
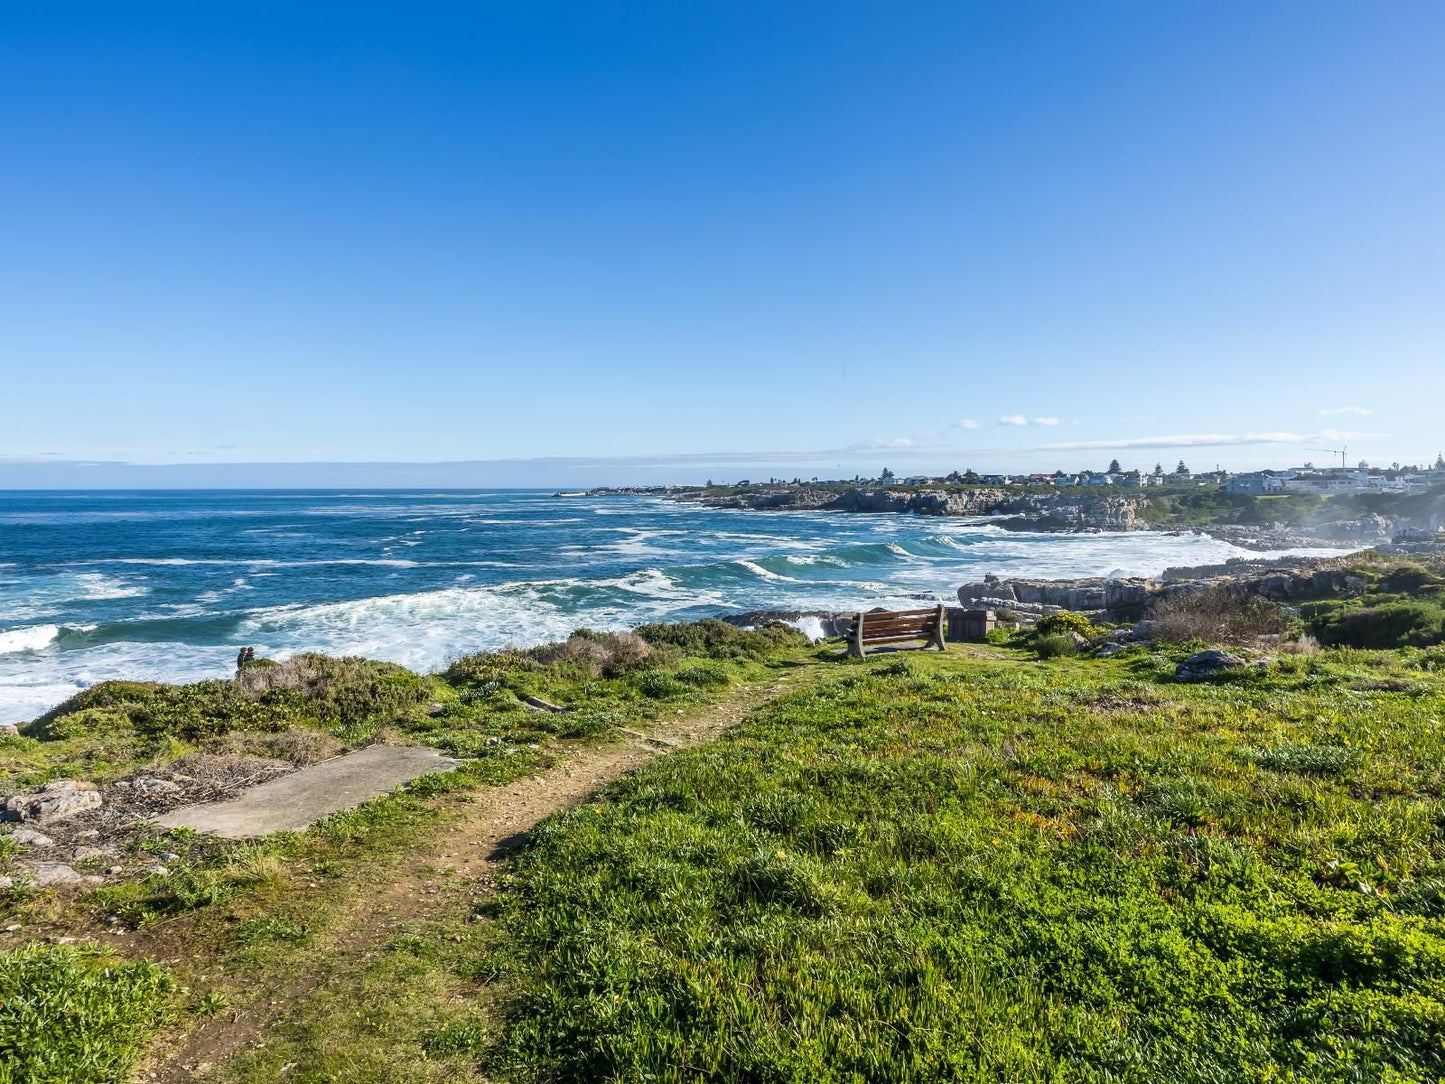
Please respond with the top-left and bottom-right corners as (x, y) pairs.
(1311, 601), (1445, 650)
(676, 663), (731, 687)
(233, 653), (433, 729)
(633, 619), (807, 660)
(1276, 635), (1321, 655)
(1149, 586), (1287, 646)
(1034, 633), (1079, 659)
(635, 670), (688, 699)
(28, 681), (316, 741)
(1035, 611), (1099, 639)
(529, 632), (653, 677)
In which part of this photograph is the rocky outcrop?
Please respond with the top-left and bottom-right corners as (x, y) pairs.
(958, 575), (1157, 618)
(957, 555), (1371, 622)
(721, 610), (859, 639)
(667, 483), (1445, 547)
(990, 494), (1142, 531)
(1176, 650), (1251, 682)
(5, 827), (56, 848)
(686, 486), (1144, 530)
(3, 780), (103, 824)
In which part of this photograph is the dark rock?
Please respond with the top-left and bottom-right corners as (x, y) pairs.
(1176, 650), (1248, 682)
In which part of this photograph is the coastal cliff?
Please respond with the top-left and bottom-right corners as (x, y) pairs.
(683, 485), (1144, 530)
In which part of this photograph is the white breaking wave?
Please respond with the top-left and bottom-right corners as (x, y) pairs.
(224, 568), (731, 676)
(75, 573), (148, 600)
(784, 616), (829, 641)
(0, 624), (61, 654)
(736, 560), (805, 583)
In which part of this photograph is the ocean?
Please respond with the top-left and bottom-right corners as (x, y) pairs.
(0, 489), (1346, 724)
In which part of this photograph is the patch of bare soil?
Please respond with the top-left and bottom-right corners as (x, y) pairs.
(2, 754), (304, 883)
(136, 677), (799, 1082)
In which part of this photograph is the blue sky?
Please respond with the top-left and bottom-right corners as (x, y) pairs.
(1, 1), (1441, 486)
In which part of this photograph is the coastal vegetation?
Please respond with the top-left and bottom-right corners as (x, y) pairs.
(0, 621), (810, 1081)
(5, 564), (1445, 1080)
(490, 646), (1445, 1082)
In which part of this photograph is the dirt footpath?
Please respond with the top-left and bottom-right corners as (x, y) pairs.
(140, 675), (801, 1081)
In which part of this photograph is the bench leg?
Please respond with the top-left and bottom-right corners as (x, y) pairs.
(848, 613), (866, 657)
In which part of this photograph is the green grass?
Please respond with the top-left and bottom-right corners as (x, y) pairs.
(488, 647), (1445, 1083)
(2, 620), (810, 929)
(221, 909), (498, 1083)
(0, 619), (814, 1082)
(0, 943), (175, 1084)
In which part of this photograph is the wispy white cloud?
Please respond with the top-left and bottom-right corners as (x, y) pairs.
(998, 414), (1029, 426)
(1041, 430), (1382, 452)
(843, 434), (944, 452)
(1318, 406), (1372, 417)
(1033, 417), (1060, 427)
(951, 418), (980, 430)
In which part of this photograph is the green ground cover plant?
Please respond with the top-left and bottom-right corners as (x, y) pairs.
(0, 943), (175, 1084)
(489, 646), (1445, 1083)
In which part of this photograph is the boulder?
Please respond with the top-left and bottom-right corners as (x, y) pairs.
(4, 780), (103, 824)
(1175, 650), (1248, 682)
(5, 827), (55, 848)
(27, 862), (84, 887)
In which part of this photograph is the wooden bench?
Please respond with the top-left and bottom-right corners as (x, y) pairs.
(845, 605), (947, 657)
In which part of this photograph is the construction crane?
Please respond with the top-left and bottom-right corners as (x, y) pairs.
(1306, 446), (1349, 469)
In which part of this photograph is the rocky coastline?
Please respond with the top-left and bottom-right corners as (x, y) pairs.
(953, 553), (1378, 623)
(655, 484), (1440, 551)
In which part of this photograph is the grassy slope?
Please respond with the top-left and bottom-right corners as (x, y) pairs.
(0, 621), (809, 1083)
(490, 646), (1445, 1083)
(7, 609), (1445, 1082)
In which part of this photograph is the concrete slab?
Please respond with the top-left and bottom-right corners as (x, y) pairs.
(153, 745), (460, 839)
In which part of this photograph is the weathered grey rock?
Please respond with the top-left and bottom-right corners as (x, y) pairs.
(6, 827), (56, 848)
(1176, 650), (1248, 682)
(5, 780), (102, 823)
(28, 862), (84, 887)
(959, 576), (1158, 618)
(1097, 641), (1134, 658)
(71, 845), (114, 861)
(131, 777), (182, 796)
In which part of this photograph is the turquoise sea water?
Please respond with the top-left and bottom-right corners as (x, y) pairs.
(0, 490), (1343, 724)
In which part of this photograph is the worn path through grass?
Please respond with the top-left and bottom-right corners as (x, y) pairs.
(136, 661), (820, 1082)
